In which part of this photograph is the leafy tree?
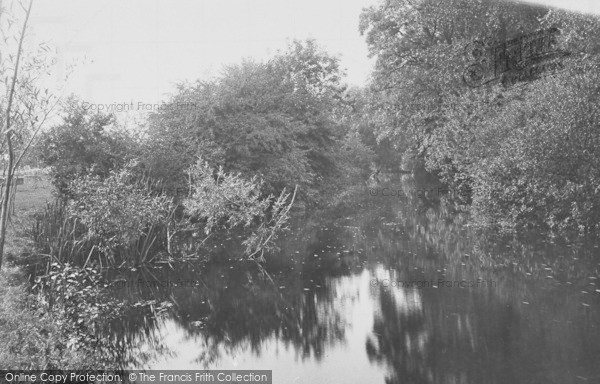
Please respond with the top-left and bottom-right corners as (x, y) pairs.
(342, 86), (397, 174)
(142, 40), (357, 203)
(361, 0), (600, 233)
(39, 97), (138, 195)
(465, 60), (600, 232)
(359, 0), (546, 157)
(541, 9), (600, 55)
(0, 0), (60, 270)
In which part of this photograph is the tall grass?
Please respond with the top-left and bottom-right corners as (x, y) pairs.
(30, 201), (177, 269)
(30, 202), (93, 267)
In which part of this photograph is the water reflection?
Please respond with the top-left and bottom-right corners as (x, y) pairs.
(103, 175), (600, 383)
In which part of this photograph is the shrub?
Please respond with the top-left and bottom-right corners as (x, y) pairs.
(33, 263), (123, 353)
(0, 266), (120, 369)
(183, 160), (296, 260)
(66, 164), (175, 260)
(30, 164), (176, 268)
(427, 58), (600, 233)
(470, 64), (600, 233)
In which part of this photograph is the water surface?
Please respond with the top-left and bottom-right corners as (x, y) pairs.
(106, 176), (600, 384)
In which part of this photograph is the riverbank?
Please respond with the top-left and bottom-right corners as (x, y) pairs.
(0, 175), (52, 367)
(3, 174), (52, 259)
(0, 175), (95, 369)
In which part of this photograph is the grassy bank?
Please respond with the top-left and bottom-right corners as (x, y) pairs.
(0, 174), (77, 369)
(3, 175), (53, 265)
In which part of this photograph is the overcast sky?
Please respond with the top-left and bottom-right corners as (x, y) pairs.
(25, 0), (600, 109)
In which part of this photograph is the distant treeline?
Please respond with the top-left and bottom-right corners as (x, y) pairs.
(37, 0), (600, 236)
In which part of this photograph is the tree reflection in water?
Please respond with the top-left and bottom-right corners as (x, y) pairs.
(105, 238), (359, 368)
(94, 173), (600, 382)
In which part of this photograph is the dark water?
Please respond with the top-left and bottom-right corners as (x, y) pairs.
(105, 175), (600, 384)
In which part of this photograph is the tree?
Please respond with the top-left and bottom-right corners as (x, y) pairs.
(0, 0), (59, 271)
(360, 0), (600, 233)
(38, 97), (138, 195)
(141, 40), (356, 203)
(359, 0), (546, 158)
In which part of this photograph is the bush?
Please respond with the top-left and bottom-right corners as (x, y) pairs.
(30, 164), (175, 268)
(472, 63), (600, 233)
(183, 160), (296, 260)
(426, 58), (600, 233)
(0, 266), (120, 369)
(33, 263), (123, 352)
(66, 164), (175, 263)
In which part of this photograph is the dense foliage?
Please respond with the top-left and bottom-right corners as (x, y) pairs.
(459, 63), (600, 232)
(141, 40), (370, 203)
(183, 160), (296, 260)
(361, 0), (600, 233)
(0, 266), (122, 369)
(38, 97), (139, 195)
(66, 164), (174, 255)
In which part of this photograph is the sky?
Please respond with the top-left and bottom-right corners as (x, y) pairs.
(28, 0), (377, 109)
(23, 0), (600, 110)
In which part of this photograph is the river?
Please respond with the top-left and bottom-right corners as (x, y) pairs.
(103, 174), (600, 384)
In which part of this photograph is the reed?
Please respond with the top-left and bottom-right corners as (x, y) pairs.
(30, 201), (178, 269)
(29, 201), (93, 267)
